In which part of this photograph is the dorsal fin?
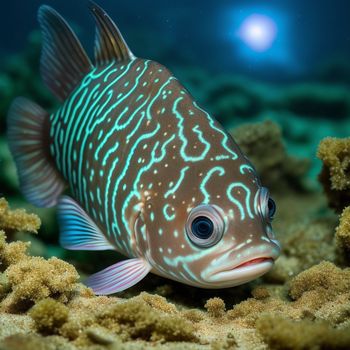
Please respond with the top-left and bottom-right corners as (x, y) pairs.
(88, 1), (135, 66)
(38, 5), (93, 101)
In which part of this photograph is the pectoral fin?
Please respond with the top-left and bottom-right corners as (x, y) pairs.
(86, 258), (151, 294)
(58, 195), (114, 251)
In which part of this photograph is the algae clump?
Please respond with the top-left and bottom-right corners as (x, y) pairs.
(318, 137), (350, 211)
(336, 206), (350, 258)
(289, 261), (350, 301)
(30, 298), (69, 335)
(97, 298), (198, 342)
(204, 297), (226, 318)
(232, 120), (310, 192)
(256, 314), (350, 350)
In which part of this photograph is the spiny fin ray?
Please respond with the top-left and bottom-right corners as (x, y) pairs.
(38, 5), (93, 101)
(88, 1), (135, 66)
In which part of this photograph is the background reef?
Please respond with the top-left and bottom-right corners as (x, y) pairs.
(1, 10), (350, 350)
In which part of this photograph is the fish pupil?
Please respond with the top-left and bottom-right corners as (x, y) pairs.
(191, 216), (214, 239)
(268, 198), (276, 219)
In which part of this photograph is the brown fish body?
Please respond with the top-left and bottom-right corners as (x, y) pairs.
(7, 3), (280, 293)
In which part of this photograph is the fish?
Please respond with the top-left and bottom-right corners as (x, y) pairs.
(7, 2), (281, 295)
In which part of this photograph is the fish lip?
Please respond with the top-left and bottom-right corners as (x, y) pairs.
(209, 243), (280, 277)
(216, 256), (275, 275)
(207, 258), (274, 287)
(205, 245), (279, 281)
(206, 257), (275, 284)
(232, 257), (274, 269)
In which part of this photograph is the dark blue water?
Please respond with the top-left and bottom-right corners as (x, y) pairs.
(1, 0), (350, 83)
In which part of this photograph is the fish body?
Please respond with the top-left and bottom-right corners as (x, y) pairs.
(7, 2), (280, 294)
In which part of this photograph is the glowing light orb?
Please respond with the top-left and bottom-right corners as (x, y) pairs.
(237, 14), (277, 52)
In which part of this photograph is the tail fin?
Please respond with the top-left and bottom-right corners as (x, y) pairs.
(7, 97), (66, 207)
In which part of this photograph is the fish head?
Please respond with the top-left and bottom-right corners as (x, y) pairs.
(181, 177), (281, 289)
(134, 66), (280, 288)
(139, 127), (280, 288)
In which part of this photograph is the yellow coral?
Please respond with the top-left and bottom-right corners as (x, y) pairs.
(336, 206), (350, 255)
(251, 286), (270, 300)
(59, 311), (95, 341)
(3, 256), (79, 311)
(289, 261), (350, 301)
(0, 231), (81, 312)
(140, 292), (177, 314)
(317, 137), (350, 211)
(227, 297), (289, 327)
(204, 297), (226, 318)
(181, 309), (205, 323)
(318, 137), (350, 190)
(0, 198), (40, 233)
(0, 233), (29, 269)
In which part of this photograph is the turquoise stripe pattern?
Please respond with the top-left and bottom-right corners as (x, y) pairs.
(8, 3), (281, 291)
(49, 56), (280, 288)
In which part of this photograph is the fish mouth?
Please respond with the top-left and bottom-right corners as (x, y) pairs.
(206, 256), (275, 286)
(234, 257), (274, 269)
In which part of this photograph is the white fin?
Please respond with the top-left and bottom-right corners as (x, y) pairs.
(86, 258), (151, 294)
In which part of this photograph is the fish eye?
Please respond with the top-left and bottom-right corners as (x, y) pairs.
(267, 198), (276, 221)
(191, 216), (214, 239)
(258, 187), (276, 222)
(186, 204), (225, 248)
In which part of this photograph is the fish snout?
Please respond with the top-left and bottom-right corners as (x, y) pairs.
(200, 241), (280, 286)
